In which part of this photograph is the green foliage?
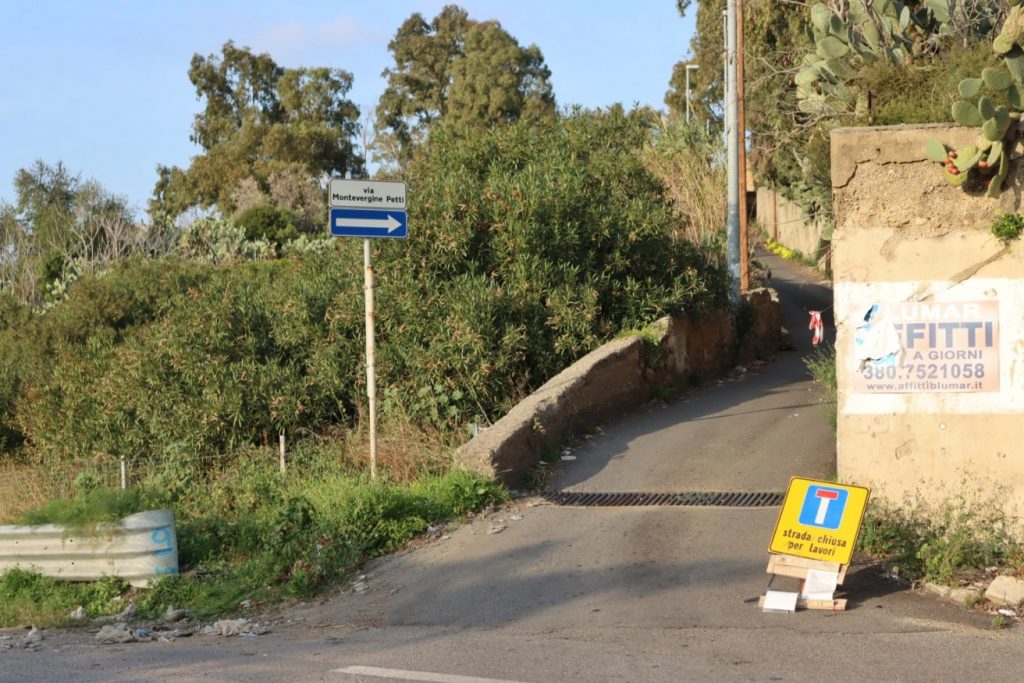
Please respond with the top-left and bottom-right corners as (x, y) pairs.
(0, 569), (128, 625)
(1, 111), (730, 466)
(858, 481), (1024, 585)
(991, 212), (1024, 242)
(14, 487), (158, 527)
(1, 161), (146, 308)
(1, 463), (506, 625)
(374, 4), (555, 170)
(927, 6), (1024, 197)
(175, 216), (277, 264)
(643, 117), (727, 244)
(804, 344), (837, 431)
(671, 3), (1010, 230)
(234, 205), (300, 247)
(152, 42), (362, 218)
(864, 42), (997, 125)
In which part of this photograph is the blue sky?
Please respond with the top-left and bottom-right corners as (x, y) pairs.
(0, 1), (696, 217)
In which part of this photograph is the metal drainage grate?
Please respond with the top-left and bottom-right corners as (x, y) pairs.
(544, 491), (784, 508)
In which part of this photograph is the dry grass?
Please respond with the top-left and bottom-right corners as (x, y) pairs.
(330, 418), (454, 484)
(0, 455), (126, 523)
(644, 117), (727, 245)
(0, 464), (64, 523)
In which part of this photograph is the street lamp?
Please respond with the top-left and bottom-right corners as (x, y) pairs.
(685, 63), (699, 123)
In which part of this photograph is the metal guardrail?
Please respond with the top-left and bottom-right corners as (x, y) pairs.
(0, 509), (178, 587)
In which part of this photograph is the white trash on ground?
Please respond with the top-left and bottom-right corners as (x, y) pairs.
(95, 624), (137, 644)
(202, 619), (268, 637)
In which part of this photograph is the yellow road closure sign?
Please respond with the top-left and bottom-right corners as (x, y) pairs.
(769, 478), (870, 565)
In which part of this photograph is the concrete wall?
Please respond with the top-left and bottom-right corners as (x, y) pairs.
(455, 290), (781, 485)
(831, 124), (1024, 514)
(756, 187), (830, 265)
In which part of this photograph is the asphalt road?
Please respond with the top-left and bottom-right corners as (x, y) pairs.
(4, 252), (1024, 682)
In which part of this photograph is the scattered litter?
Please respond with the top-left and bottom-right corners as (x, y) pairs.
(441, 534), (451, 540)
(20, 627), (44, 649)
(562, 449), (571, 456)
(95, 624), (137, 644)
(239, 631), (259, 638)
(69, 606), (87, 620)
(163, 607), (188, 623)
(487, 524), (507, 535)
(119, 602), (138, 621)
(94, 602), (137, 625)
(998, 608), (1017, 618)
(561, 455), (577, 461)
(202, 619), (267, 637)
(510, 514), (524, 521)
(352, 575), (369, 593)
(239, 599), (255, 610)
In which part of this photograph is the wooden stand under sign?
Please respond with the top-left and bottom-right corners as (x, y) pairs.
(758, 554), (848, 611)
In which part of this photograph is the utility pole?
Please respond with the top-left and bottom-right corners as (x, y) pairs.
(685, 63), (699, 123)
(737, 0), (750, 292)
(725, 0), (741, 301)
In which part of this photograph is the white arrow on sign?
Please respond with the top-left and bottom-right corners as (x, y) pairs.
(335, 214), (403, 233)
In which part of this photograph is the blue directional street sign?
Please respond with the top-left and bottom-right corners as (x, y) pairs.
(328, 179), (409, 240)
(330, 208), (408, 239)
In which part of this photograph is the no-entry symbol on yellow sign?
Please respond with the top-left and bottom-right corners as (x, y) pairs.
(769, 478), (870, 565)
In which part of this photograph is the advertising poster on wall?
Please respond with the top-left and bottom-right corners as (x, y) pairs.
(849, 301), (999, 394)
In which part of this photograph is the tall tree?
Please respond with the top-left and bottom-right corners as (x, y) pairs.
(375, 4), (556, 170)
(1, 161), (139, 305)
(446, 21), (554, 128)
(152, 42), (362, 219)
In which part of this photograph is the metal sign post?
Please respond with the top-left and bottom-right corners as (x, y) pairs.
(329, 178), (408, 480)
(363, 238), (378, 480)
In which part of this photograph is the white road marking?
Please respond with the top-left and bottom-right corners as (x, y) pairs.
(333, 665), (529, 683)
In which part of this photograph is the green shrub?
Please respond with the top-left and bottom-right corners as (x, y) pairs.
(862, 42), (997, 126)
(858, 480), (1024, 585)
(0, 569), (128, 625)
(234, 205), (300, 247)
(991, 213), (1024, 244)
(14, 487), (157, 527)
(2, 109), (730, 466)
(804, 344), (837, 431)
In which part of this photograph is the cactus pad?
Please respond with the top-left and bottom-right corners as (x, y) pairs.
(952, 100), (984, 126)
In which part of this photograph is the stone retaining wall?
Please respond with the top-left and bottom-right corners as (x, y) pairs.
(455, 289), (781, 485)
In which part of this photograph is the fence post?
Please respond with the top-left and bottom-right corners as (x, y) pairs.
(279, 433), (286, 473)
(119, 456), (127, 490)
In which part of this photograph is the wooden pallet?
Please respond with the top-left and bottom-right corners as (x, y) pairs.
(760, 554), (848, 612)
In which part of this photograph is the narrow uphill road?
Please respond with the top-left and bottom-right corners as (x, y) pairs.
(5, 252), (1024, 683)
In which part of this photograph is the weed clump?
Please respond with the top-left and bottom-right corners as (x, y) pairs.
(803, 344), (837, 431)
(858, 479), (1024, 586)
(1, 465), (506, 626)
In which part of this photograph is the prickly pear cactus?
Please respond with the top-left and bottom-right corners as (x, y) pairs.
(928, 3), (1024, 198)
(798, 1), (1000, 119)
